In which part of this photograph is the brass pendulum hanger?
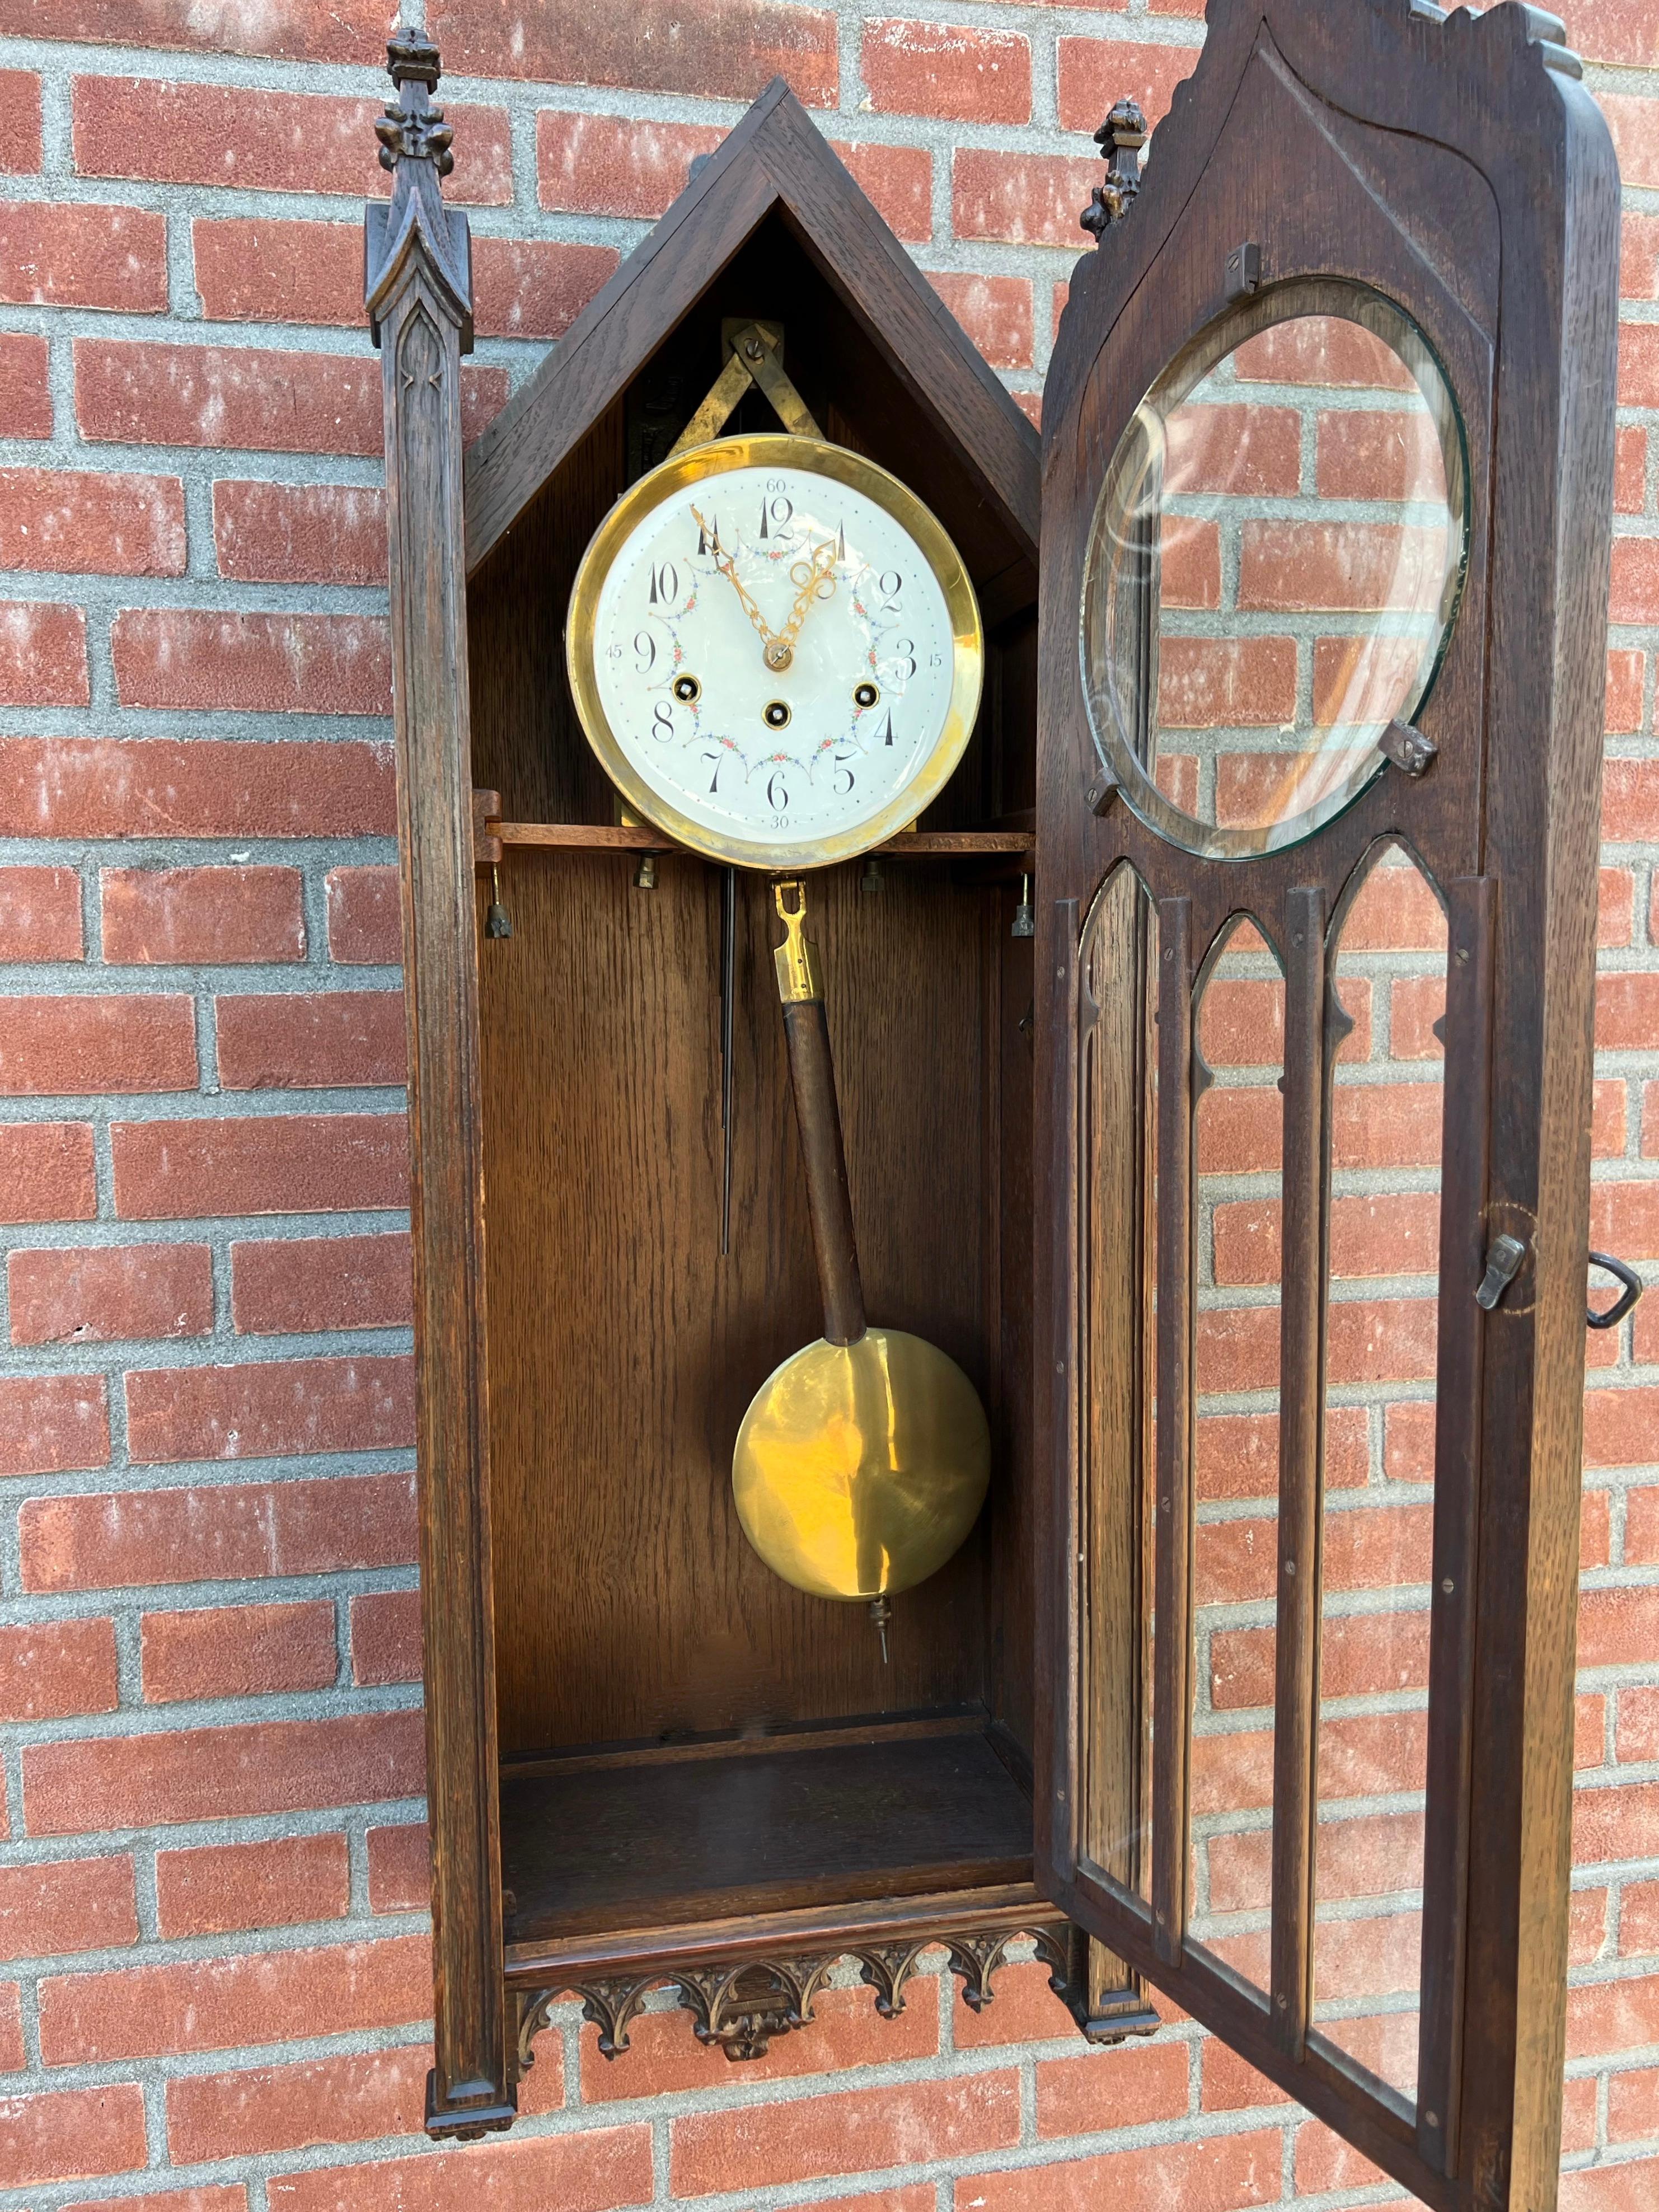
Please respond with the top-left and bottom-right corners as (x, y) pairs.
(669, 320), (824, 456)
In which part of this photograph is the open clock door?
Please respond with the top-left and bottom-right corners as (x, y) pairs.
(1034, 3), (1620, 2207)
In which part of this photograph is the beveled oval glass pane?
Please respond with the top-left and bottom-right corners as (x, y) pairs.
(1081, 283), (1468, 860)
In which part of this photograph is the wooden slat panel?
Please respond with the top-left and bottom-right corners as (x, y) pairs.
(1271, 884), (1330, 2058)
(1417, 875), (1496, 2173)
(1151, 893), (1194, 1968)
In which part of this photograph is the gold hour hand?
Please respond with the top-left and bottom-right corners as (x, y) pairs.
(691, 504), (781, 666)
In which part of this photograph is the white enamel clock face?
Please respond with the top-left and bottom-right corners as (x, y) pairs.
(567, 436), (983, 869)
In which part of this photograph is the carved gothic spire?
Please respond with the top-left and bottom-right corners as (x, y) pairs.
(1080, 98), (1149, 241)
(364, 26), (473, 349)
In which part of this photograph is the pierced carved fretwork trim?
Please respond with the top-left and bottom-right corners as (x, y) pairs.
(512, 1917), (1161, 2071)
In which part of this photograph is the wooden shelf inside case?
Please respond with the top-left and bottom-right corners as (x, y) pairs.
(489, 821), (1035, 858)
(498, 1711), (1033, 1949)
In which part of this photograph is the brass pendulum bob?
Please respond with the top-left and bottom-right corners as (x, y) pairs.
(732, 882), (991, 1631)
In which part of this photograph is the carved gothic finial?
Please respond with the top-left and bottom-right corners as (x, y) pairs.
(1080, 98), (1149, 240)
(364, 25), (472, 350)
(376, 29), (454, 176)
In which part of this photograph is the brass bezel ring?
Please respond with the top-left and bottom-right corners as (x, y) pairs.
(566, 434), (985, 872)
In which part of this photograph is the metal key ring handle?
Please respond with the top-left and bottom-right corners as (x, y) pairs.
(1587, 1251), (1643, 1330)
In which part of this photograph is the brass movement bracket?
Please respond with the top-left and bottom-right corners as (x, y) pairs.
(669, 320), (824, 455)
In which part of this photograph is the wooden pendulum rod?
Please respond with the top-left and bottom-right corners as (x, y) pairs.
(720, 866), (736, 1257)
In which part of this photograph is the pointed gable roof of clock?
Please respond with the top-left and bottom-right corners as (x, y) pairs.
(461, 79), (1041, 580)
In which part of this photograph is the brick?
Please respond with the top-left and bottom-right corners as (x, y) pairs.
(1197, 1406), (1367, 1502)
(125, 1355), (415, 1463)
(0, 2082), (147, 2190)
(1609, 2065), (1659, 2143)
(1600, 865), (1634, 946)
(6, 0), (389, 61)
(965, 2127), (1280, 2212)
(1034, 2037), (1189, 2136)
(1317, 407), (1445, 502)
(168, 2044), (429, 2162)
(953, 148), (1100, 249)
(217, 992), (406, 1089)
(76, 340), (507, 457)
(233, 1232), (413, 1335)
(1629, 1487), (1659, 1564)
(536, 110), (723, 218)
(1620, 322), (1659, 407)
(1567, 1976), (1659, 2058)
(929, 274), (1032, 371)
(863, 21), (1030, 124)
(1621, 1879), (1659, 1954)
(73, 78), (512, 204)
(0, 201), (166, 312)
(0, 599), (88, 705)
(1239, 519), (1445, 612)
(111, 1113), (407, 1219)
(1626, 211), (1659, 299)
(1604, 760), (1659, 842)
(1580, 1586), (1659, 1670)
(0, 331), (51, 439)
(1296, 2121), (1386, 2194)
(1604, 92), (1659, 191)
(214, 481), (386, 587)
(0, 1617), (119, 1719)
(0, 736), (395, 840)
(0, 71), (41, 174)
(0, 992), (195, 1096)
(39, 1930), (430, 2063)
(326, 866), (402, 963)
(1342, 863), (1449, 955)
(0, 1122), (96, 1221)
(270, 2125), (654, 2212)
(1330, 1082), (1443, 1170)
(672, 2069), (1019, 2193)
(1616, 1689), (1659, 1764)
(1169, 406), (1299, 500)
(1238, 315), (1414, 390)
(1566, 0), (1659, 64)
(1611, 537), (1659, 626)
(1607, 649), (1644, 731)
(0, 865), (83, 959)
(23, 1711), (425, 1838)
(1199, 2041), (1291, 2112)
(157, 1833), (350, 1939)
(1158, 636), (1297, 727)
(1056, 39), (1202, 135)
(192, 217), (358, 326)
(367, 1822), (429, 1912)
(102, 866), (305, 966)
(1590, 1180), (1659, 1259)
(429, 0), (837, 103)
(65, 2194), (246, 2212)
(142, 1598), (338, 1702)
(350, 1590), (421, 1685)
(0, 1372), (109, 1475)
(1212, 1611), (1427, 1713)
(1583, 1388), (1659, 1468)
(19, 1468), (416, 1591)
(1560, 2161), (1659, 2212)
(1616, 427), (1647, 513)
(111, 610), (390, 716)
(0, 1980), (19, 2069)
(583, 1976), (931, 2102)
(0, 1855), (137, 1961)
(1193, 1712), (1426, 1817)
(475, 236), (620, 341)
(950, 1956), (1079, 2049)
(831, 142), (933, 243)
(0, 469), (185, 576)
(8, 1243), (213, 1346)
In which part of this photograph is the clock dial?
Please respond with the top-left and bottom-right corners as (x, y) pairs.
(568, 437), (982, 869)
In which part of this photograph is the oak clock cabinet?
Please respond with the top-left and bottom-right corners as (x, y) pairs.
(365, 3), (1624, 2205)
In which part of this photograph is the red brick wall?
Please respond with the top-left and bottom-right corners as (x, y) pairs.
(0, 4), (1654, 2209)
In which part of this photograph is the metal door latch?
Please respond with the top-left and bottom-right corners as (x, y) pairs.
(1475, 1232), (1527, 1310)
(1587, 1251), (1643, 1330)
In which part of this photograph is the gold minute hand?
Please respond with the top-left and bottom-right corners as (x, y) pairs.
(777, 538), (838, 663)
(691, 506), (783, 666)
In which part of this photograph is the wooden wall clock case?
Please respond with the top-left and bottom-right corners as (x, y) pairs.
(364, 2), (1621, 2203)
